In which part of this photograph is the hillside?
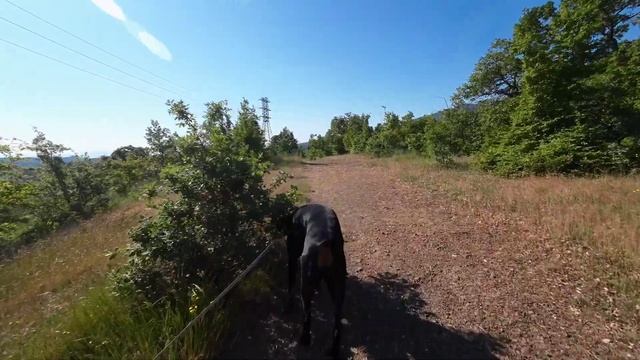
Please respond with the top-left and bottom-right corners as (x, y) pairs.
(0, 156), (89, 169)
(0, 199), (157, 357)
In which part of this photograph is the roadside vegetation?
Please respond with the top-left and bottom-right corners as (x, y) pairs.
(1, 98), (301, 359)
(0, 136), (156, 257)
(306, 0), (639, 177)
(0, 198), (157, 357)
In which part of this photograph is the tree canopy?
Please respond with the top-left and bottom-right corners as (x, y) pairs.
(307, 0), (640, 176)
(270, 127), (299, 154)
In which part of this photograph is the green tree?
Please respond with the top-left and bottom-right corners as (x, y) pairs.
(453, 39), (522, 104)
(306, 134), (332, 159)
(29, 129), (75, 214)
(365, 112), (404, 156)
(0, 144), (34, 246)
(343, 113), (373, 153)
(475, 0), (640, 175)
(233, 98), (265, 155)
(423, 108), (481, 164)
(145, 120), (176, 166)
(325, 116), (348, 154)
(270, 127), (298, 154)
(67, 155), (109, 216)
(204, 100), (233, 135)
(398, 112), (430, 153)
(111, 145), (148, 161)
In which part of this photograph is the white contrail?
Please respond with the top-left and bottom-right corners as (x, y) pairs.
(90, 0), (173, 61)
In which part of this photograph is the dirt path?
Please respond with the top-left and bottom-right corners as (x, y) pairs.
(223, 155), (636, 359)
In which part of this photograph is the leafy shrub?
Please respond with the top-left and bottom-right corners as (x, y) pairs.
(365, 132), (395, 157)
(0, 131), (156, 255)
(269, 127), (298, 155)
(306, 134), (332, 159)
(117, 99), (295, 310)
(423, 120), (455, 165)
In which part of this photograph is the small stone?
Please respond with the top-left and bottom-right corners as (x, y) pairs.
(602, 338), (611, 344)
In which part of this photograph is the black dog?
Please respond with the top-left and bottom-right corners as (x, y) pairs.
(282, 203), (347, 357)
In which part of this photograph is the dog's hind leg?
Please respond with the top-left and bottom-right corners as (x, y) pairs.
(299, 277), (313, 346)
(325, 271), (345, 358)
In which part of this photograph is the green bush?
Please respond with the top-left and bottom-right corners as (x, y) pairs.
(117, 99), (295, 311)
(12, 98), (296, 358)
(306, 134), (332, 159)
(471, 0), (640, 175)
(269, 127), (298, 155)
(0, 131), (157, 255)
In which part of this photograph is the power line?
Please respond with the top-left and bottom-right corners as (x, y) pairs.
(0, 15), (180, 96)
(0, 37), (162, 98)
(2, 0), (186, 92)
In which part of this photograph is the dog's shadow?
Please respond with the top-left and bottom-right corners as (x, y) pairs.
(338, 272), (505, 359)
(221, 270), (505, 359)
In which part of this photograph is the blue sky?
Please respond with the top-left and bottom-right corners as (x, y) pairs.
(1, 0), (544, 156)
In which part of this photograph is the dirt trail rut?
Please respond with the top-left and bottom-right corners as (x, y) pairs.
(223, 155), (635, 359)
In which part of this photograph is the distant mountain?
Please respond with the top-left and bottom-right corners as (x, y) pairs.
(298, 142), (309, 151)
(1, 156), (83, 169)
(428, 103), (479, 120)
(15, 158), (43, 168)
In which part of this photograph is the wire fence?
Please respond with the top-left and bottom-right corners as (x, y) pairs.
(152, 240), (279, 360)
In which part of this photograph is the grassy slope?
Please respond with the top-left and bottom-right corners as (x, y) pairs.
(382, 154), (640, 321)
(1, 158), (309, 359)
(0, 199), (156, 358)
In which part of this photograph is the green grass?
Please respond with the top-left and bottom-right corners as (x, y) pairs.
(19, 265), (277, 359)
(21, 282), (207, 359)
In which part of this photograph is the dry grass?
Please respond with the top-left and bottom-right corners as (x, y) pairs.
(268, 155), (312, 202)
(385, 155), (640, 256)
(0, 199), (157, 357)
(381, 154), (640, 317)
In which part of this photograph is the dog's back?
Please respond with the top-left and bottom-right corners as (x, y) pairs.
(291, 204), (346, 278)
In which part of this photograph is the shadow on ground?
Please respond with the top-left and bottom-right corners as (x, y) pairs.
(220, 264), (505, 359)
(301, 161), (329, 166)
(342, 272), (504, 359)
